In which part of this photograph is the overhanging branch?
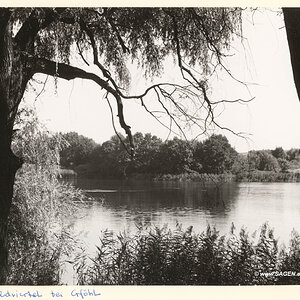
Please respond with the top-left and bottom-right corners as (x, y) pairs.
(28, 55), (134, 156)
(79, 16), (246, 140)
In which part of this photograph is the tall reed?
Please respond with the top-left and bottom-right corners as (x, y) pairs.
(78, 223), (300, 285)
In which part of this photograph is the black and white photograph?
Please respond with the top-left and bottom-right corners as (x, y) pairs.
(1, 5), (300, 289)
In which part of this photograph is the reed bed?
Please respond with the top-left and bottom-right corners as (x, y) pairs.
(77, 223), (300, 285)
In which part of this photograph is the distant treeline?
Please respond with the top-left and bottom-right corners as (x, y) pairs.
(59, 132), (300, 181)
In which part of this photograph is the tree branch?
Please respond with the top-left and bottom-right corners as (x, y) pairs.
(14, 8), (58, 51)
(19, 9), (250, 145)
(28, 54), (134, 156)
(103, 8), (130, 54)
(79, 21), (118, 88)
(76, 40), (90, 66)
(105, 92), (132, 157)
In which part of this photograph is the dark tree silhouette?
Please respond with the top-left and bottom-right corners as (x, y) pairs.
(194, 134), (237, 174)
(283, 8), (300, 101)
(0, 7), (245, 282)
(60, 132), (97, 167)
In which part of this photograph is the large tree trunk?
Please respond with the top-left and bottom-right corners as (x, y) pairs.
(0, 9), (26, 284)
(0, 9), (13, 284)
(0, 122), (21, 283)
(283, 8), (300, 101)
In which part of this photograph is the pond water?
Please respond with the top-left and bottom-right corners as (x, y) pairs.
(62, 179), (300, 283)
(70, 179), (300, 245)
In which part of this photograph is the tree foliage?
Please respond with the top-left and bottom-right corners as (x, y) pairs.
(271, 147), (287, 160)
(5, 7), (244, 154)
(231, 147), (300, 181)
(231, 154), (249, 176)
(153, 137), (194, 175)
(257, 151), (280, 172)
(194, 134), (238, 174)
(128, 132), (162, 174)
(60, 132), (97, 167)
(64, 132), (240, 178)
(91, 134), (131, 178)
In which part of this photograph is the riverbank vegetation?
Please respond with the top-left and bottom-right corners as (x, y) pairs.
(7, 110), (86, 284)
(78, 223), (300, 285)
(60, 132), (300, 182)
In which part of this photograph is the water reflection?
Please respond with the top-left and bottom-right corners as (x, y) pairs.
(67, 179), (300, 256)
(60, 179), (300, 284)
(75, 179), (239, 211)
(69, 179), (238, 249)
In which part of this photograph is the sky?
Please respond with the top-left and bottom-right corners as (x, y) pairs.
(24, 8), (300, 153)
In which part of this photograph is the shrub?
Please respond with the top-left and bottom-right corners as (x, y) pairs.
(7, 108), (86, 285)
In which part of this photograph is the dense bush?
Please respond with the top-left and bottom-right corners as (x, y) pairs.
(78, 224), (300, 285)
(7, 109), (86, 285)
